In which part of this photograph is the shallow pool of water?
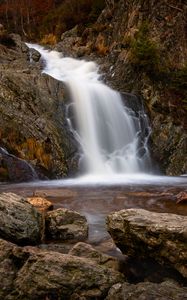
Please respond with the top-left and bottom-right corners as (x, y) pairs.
(1, 175), (187, 243)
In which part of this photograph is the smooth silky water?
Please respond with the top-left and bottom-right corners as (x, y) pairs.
(1, 44), (186, 248)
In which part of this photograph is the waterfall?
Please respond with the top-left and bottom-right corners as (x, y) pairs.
(27, 44), (151, 176)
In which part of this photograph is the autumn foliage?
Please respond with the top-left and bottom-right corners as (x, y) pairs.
(0, 0), (105, 41)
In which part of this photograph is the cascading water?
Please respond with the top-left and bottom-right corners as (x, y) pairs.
(27, 44), (151, 176)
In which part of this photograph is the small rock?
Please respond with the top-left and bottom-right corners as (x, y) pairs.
(30, 48), (41, 62)
(46, 208), (88, 241)
(27, 196), (53, 212)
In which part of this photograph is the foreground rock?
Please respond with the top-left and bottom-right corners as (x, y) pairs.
(0, 193), (42, 245)
(0, 238), (123, 300)
(107, 209), (187, 278)
(46, 208), (88, 241)
(106, 281), (187, 300)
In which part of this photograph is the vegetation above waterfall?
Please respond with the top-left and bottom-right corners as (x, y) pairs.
(0, 0), (106, 42)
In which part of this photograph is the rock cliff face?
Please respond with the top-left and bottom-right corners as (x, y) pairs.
(69, 0), (186, 175)
(0, 1), (186, 180)
(0, 34), (77, 181)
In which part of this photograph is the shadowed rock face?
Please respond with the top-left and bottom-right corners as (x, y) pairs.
(0, 34), (78, 182)
(107, 208), (187, 278)
(0, 147), (38, 182)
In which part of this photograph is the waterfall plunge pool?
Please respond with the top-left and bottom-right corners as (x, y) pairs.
(1, 174), (187, 244)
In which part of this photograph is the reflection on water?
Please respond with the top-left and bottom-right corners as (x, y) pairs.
(1, 175), (187, 243)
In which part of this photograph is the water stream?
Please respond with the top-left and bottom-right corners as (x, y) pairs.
(27, 43), (151, 175)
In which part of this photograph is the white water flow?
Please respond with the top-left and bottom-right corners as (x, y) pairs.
(27, 44), (151, 176)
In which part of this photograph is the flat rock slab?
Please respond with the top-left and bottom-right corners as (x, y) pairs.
(107, 208), (187, 278)
(0, 193), (42, 245)
(106, 281), (187, 300)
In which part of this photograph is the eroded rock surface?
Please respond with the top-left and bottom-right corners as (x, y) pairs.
(106, 281), (187, 300)
(0, 193), (42, 245)
(107, 208), (187, 278)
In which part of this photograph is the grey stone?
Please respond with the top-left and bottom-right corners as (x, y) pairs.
(0, 193), (43, 245)
(107, 208), (187, 278)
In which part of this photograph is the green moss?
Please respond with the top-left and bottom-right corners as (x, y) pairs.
(130, 22), (187, 111)
(130, 22), (159, 73)
(170, 64), (187, 91)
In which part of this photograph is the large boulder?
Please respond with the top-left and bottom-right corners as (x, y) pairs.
(106, 281), (187, 300)
(0, 193), (43, 245)
(46, 208), (88, 241)
(13, 251), (123, 299)
(107, 209), (187, 278)
(0, 238), (124, 300)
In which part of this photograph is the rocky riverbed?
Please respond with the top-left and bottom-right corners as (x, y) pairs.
(0, 186), (187, 299)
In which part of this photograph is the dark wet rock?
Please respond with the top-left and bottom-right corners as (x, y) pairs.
(107, 208), (187, 278)
(46, 208), (88, 241)
(29, 48), (41, 62)
(106, 281), (187, 300)
(0, 193), (43, 245)
(0, 238), (124, 300)
(69, 242), (119, 270)
(0, 147), (38, 182)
